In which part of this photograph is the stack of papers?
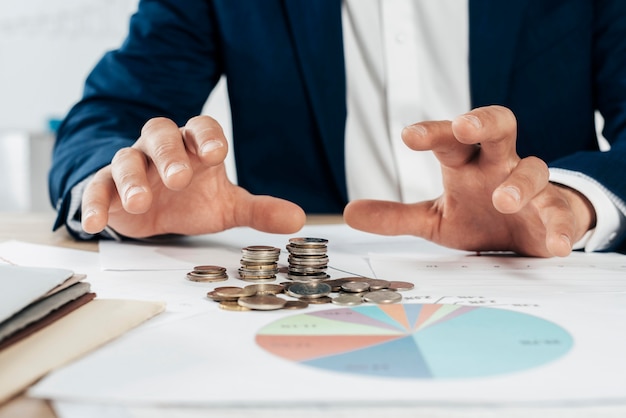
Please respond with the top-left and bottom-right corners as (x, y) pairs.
(0, 265), (92, 350)
(0, 258), (165, 405)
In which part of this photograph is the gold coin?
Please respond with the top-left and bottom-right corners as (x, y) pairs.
(206, 290), (237, 302)
(213, 286), (256, 298)
(193, 265), (227, 273)
(388, 281), (415, 291)
(282, 300), (309, 310)
(238, 295), (287, 310)
(218, 301), (251, 311)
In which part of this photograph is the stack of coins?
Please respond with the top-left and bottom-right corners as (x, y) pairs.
(286, 237), (330, 281)
(238, 245), (281, 282)
(186, 265), (228, 282)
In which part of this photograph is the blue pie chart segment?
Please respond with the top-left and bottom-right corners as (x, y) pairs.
(256, 304), (573, 379)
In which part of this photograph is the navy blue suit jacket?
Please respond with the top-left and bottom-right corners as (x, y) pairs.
(50, 0), (626, 251)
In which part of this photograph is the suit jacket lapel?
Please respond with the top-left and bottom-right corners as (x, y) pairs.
(282, 0), (348, 201)
(469, 0), (530, 106)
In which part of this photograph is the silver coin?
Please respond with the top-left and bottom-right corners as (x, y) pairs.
(244, 283), (285, 295)
(362, 290), (403, 304)
(322, 277), (366, 291)
(331, 294), (363, 306)
(365, 279), (391, 291)
(286, 281), (332, 299)
(287, 265), (327, 274)
(288, 237), (328, 246)
(238, 295), (287, 310)
(286, 272), (330, 281)
(285, 244), (328, 256)
(243, 245), (281, 252)
(304, 296), (332, 304)
(186, 272), (228, 282)
(341, 281), (370, 293)
(238, 263), (278, 270)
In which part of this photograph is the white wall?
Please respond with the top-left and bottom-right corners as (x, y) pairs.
(0, 0), (234, 211)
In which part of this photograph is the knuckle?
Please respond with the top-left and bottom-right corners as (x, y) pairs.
(141, 117), (171, 136)
(111, 147), (136, 164)
(186, 114), (218, 127)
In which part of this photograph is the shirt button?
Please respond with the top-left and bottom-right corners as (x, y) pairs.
(395, 32), (406, 43)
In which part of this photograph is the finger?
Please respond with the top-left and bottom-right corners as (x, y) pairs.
(451, 105), (518, 164)
(181, 115), (228, 166)
(233, 191), (306, 234)
(492, 156), (549, 214)
(538, 198), (576, 257)
(81, 167), (117, 234)
(110, 147), (153, 214)
(135, 117), (193, 190)
(343, 199), (435, 238)
(402, 121), (478, 168)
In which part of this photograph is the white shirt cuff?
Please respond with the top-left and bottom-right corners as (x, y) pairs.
(549, 168), (626, 252)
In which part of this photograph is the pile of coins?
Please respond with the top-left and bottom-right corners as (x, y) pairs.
(186, 265), (228, 282)
(238, 245), (281, 282)
(286, 237), (330, 281)
(207, 283), (307, 312)
(284, 276), (413, 306)
(189, 236), (416, 312)
(206, 276), (415, 311)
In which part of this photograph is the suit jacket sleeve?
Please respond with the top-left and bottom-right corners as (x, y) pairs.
(48, 0), (220, 234)
(548, 0), (626, 252)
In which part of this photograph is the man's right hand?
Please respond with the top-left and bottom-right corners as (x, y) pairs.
(81, 116), (306, 238)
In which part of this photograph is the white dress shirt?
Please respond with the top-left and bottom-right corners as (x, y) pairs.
(342, 0), (626, 252)
(68, 0), (626, 252)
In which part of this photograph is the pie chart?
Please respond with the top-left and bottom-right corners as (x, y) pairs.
(256, 303), (573, 379)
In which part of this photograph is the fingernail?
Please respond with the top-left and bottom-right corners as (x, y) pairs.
(501, 186), (521, 203)
(462, 114), (482, 129)
(124, 186), (146, 201)
(403, 124), (427, 136)
(560, 234), (572, 247)
(83, 209), (97, 220)
(200, 139), (223, 155)
(165, 162), (188, 178)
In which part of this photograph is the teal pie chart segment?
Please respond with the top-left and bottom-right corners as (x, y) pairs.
(256, 304), (573, 379)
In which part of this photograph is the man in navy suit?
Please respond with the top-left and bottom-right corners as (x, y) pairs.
(49, 0), (626, 256)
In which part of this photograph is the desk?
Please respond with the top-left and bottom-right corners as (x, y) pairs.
(0, 211), (343, 418)
(0, 212), (72, 418)
(2, 212), (625, 418)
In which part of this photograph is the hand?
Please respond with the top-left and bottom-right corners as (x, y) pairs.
(344, 106), (596, 257)
(81, 116), (305, 238)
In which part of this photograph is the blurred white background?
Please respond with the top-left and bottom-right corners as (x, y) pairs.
(0, 0), (233, 212)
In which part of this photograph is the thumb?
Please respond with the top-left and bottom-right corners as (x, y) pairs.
(234, 192), (306, 234)
(343, 199), (436, 237)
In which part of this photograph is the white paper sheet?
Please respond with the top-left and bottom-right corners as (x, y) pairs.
(368, 250), (626, 296)
(0, 264), (74, 323)
(98, 224), (444, 276)
(25, 225), (626, 408)
(29, 293), (626, 405)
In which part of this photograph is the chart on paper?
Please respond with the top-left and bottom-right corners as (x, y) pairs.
(256, 303), (573, 379)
